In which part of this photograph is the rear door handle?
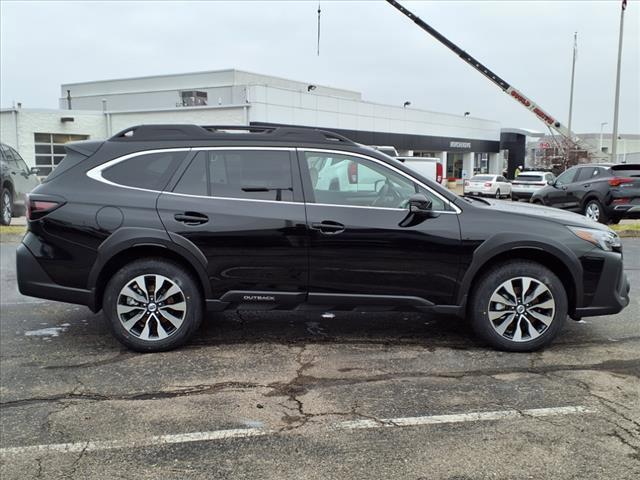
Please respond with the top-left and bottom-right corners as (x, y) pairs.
(583, 183), (591, 188)
(174, 212), (209, 225)
(310, 221), (345, 235)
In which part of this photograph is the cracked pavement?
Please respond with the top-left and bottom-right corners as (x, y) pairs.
(1, 240), (639, 479)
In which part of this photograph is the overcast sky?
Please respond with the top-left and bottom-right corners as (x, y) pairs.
(1, 1), (638, 134)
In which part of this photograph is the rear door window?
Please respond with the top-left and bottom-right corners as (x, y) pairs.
(102, 150), (188, 190)
(173, 149), (294, 201)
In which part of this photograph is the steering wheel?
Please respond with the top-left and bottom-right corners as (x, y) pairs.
(372, 180), (403, 207)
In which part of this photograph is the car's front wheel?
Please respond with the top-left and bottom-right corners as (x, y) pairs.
(1, 188), (12, 225)
(469, 261), (567, 351)
(103, 258), (203, 352)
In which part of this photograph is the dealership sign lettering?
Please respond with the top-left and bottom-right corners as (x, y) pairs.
(450, 141), (471, 149)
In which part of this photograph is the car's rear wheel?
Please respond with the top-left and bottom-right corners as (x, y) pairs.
(495, 189), (501, 199)
(103, 258), (203, 352)
(584, 199), (608, 224)
(469, 261), (567, 351)
(1, 188), (12, 225)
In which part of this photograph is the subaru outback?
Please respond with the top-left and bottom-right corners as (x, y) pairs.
(16, 125), (630, 352)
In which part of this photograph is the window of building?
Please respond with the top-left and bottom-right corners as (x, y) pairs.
(103, 150), (188, 190)
(173, 150), (293, 201)
(180, 90), (208, 106)
(446, 153), (463, 179)
(34, 133), (89, 176)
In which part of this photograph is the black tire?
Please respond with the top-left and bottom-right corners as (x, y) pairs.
(469, 261), (567, 352)
(103, 258), (203, 352)
(495, 189), (501, 199)
(1, 188), (12, 226)
(583, 199), (608, 224)
(608, 218), (620, 225)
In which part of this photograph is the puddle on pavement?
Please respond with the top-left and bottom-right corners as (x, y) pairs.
(24, 322), (71, 338)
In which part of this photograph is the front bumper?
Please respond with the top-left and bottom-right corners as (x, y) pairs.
(572, 250), (630, 318)
(16, 243), (96, 310)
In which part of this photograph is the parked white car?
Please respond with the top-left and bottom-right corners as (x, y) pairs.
(395, 156), (444, 184)
(463, 174), (512, 198)
(511, 171), (555, 201)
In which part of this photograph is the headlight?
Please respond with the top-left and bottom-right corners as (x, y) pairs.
(568, 226), (621, 251)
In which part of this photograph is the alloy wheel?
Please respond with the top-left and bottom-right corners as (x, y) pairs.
(2, 192), (11, 224)
(487, 276), (555, 342)
(117, 274), (186, 341)
(585, 202), (600, 221)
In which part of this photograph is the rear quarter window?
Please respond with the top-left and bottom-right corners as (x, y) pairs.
(102, 150), (188, 190)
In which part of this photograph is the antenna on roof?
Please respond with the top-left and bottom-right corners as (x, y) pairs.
(317, 2), (321, 56)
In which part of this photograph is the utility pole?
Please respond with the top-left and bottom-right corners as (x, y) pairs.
(599, 122), (608, 151)
(611, 0), (627, 162)
(567, 32), (577, 136)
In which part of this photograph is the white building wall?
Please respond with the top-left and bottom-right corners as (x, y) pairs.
(0, 109), (107, 167)
(0, 110), (18, 149)
(108, 106), (246, 133)
(247, 85), (500, 141)
(61, 69), (360, 111)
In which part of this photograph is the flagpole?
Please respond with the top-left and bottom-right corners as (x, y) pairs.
(567, 32), (577, 137)
(611, 0), (627, 162)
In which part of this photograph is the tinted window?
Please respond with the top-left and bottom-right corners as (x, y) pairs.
(576, 167), (603, 181)
(555, 168), (578, 185)
(305, 152), (449, 210)
(517, 174), (543, 182)
(612, 165), (640, 177)
(470, 175), (494, 182)
(174, 150), (293, 201)
(103, 150), (187, 190)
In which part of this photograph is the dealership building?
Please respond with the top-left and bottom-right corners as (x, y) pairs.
(1, 69), (508, 178)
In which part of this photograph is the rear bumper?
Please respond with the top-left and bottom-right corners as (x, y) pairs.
(611, 204), (640, 220)
(573, 251), (630, 318)
(16, 243), (96, 310)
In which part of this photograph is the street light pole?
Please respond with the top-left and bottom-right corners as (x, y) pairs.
(611, 0), (627, 162)
(567, 32), (577, 136)
(599, 122), (608, 151)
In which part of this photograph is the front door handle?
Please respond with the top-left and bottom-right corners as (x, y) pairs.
(583, 183), (591, 188)
(174, 212), (209, 225)
(310, 220), (345, 235)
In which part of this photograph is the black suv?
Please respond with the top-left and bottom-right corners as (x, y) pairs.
(1, 142), (40, 225)
(531, 163), (640, 224)
(16, 125), (630, 352)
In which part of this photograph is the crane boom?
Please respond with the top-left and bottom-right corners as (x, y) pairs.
(386, 0), (605, 160)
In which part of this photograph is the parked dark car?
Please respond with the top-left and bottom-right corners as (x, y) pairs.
(16, 125), (630, 352)
(0, 142), (40, 225)
(530, 163), (640, 224)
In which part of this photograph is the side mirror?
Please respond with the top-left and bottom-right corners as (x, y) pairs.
(408, 193), (433, 213)
(30, 167), (40, 175)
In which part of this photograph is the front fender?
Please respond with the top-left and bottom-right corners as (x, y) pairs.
(456, 232), (583, 307)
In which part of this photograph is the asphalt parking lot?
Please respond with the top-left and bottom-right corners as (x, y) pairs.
(1, 239), (639, 480)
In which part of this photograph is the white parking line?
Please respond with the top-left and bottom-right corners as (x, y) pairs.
(0, 405), (593, 456)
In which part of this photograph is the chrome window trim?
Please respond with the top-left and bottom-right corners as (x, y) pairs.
(301, 148), (461, 214)
(86, 146), (296, 195)
(86, 146), (461, 214)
